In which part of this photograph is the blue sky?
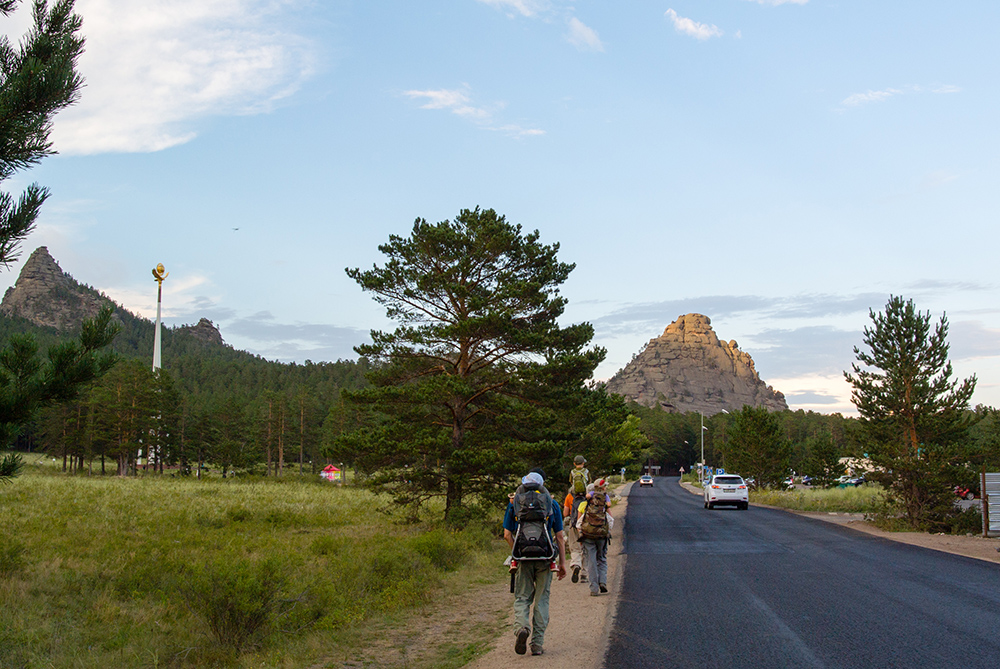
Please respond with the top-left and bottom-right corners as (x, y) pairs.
(4, 0), (1000, 414)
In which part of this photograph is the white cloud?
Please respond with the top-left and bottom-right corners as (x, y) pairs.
(567, 17), (604, 52)
(744, 0), (808, 6)
(840, 84), (961, 109)
(665, 9), (723, 41)
(107, 273), (215, 320)
(404, 87), (543, 137)
(489, 124), (546, 138)
(403, 87), (491, 120)
(50, 0), (316, 154)
(476, 0), (548, 18)
(841, 88), (905, 106)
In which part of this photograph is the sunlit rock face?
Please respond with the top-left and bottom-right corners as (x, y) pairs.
(604, 313), (787, 415)
(1, 246), (109, 331)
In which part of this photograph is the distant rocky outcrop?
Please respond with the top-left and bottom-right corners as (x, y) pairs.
(0, 246), (111, 331)
(177, 318), (224, 345)
(604, 313), (787, 415)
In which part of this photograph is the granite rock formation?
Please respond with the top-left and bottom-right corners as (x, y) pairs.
(604, 313), (787, 415)
(0, 246), (110, 331)
(177, 318), (224, 345)
(1, 247), (226, 347)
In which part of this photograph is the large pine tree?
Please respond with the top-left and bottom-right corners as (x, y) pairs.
(342, 208), (605, 521)
(844, 295), (976, 529)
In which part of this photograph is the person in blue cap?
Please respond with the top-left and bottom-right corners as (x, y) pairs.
(503, 470), (566, 656)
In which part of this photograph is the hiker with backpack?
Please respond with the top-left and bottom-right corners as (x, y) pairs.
(576, 478), (612, 597)
(567, 454), (590, 584)
(503, 471), (567, 656)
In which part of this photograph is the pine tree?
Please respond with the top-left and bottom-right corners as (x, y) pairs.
(0, 2), (119, 459)
(343, 208), (605, 521)
(725, 405), (791, 488)
(0, 0), (84, 266)
(844, 296), (976, 529)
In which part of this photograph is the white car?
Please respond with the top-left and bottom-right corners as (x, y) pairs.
(704, 474), (749, 510)
(639, 475), (653, 487)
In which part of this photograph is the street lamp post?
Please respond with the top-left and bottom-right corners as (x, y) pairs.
(701, 412), (708, 483)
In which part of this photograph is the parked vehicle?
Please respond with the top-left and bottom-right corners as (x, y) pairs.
(954, 485), (977, 500)
(704, 474), (749, 510)
(800, 475), (814, 486)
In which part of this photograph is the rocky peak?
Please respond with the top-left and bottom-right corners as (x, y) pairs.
(177, 318), (224, 346)
(0, 246), (109, 331)
(605, 313), (787, 415)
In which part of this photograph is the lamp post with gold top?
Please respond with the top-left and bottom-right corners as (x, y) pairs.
(151, 263), (168, 371)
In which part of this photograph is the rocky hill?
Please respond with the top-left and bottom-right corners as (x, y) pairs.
(605, 313), (787, 415)
(0, 246), (111, 331)
(0, 246), (225, 347)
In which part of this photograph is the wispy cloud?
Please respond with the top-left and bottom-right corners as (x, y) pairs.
(665, 9), (723, 41)
(841, 88), (904, 107)
(404, 86), (544, 138)
(403, 87), (491, 119)
(567, 17), (604, 52)
(744, 0), (808, 6)
(475, 0), (548, 18)
(840, 84), (961, 109)
(50, 0), (316, 154)
(592, 293), (888, 336)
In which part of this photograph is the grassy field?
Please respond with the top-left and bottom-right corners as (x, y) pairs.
(680, 473), (885, 513)
(750, 484), (885, 513)
(0, 458), (509, 668)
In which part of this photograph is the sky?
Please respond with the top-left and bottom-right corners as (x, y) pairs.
(3, 0), (1000, 415)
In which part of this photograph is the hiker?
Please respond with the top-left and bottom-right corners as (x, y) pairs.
(576, 478), (612, 597)
(567, 454), (590, 584)
(504, 471), (567, 656)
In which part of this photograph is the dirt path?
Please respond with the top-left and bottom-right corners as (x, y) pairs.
(465, 485), (631, 669)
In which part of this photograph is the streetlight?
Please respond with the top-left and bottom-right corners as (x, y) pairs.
(701, 412), (708, 483)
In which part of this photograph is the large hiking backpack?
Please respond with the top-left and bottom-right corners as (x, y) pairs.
(511, 482), (555, 561)
(570, 468), (589, 495)
(579, 492), (609, 539)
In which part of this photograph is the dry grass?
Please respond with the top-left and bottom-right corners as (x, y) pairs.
(0, 459), (508, 668)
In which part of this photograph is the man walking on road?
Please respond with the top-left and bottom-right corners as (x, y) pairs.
(504, 471), (567, 656)
(567, 454), (590, 584)
(576, 478), (612, 597)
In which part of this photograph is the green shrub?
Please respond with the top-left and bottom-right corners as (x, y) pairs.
(410, 529), (469, 572)
(310, 535), (345, 556)
(183, 558), (288, 651)
(0, 539), (26, 578)
(226, 506), (253, 522)
(949, 507), (983, 535)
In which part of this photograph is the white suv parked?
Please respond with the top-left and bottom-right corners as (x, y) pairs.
(704, 474), (749, 510)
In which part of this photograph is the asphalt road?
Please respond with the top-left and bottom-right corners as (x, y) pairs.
(604, 477), (1000, 668)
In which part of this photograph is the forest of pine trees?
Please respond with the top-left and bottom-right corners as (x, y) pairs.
(1, 304), (370, 477)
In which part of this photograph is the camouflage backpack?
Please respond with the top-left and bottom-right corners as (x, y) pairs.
(578, 492), (609, 539)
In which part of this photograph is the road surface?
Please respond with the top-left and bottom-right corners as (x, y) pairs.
(605, 477), (1000, 668)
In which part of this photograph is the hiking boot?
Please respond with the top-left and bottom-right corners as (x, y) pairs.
(600, 584), (608, 594)
(515, 627), (529, 655)
(531, 644), (544, 656)
(571, 566), (580, 583)
(590, 591), (599, 597)
(580, 574), (588, 583)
